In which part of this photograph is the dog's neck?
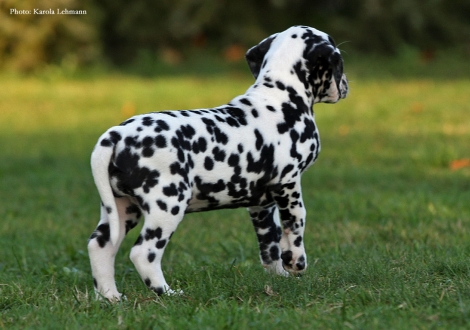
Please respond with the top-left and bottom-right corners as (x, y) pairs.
(244, 68), (315, 114)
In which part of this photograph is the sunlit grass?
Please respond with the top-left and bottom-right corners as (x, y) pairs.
(0, 75), (250, 134)
(0, 69), (469, 329)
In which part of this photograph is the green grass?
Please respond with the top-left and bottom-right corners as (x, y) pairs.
(1, 60), (470, 329)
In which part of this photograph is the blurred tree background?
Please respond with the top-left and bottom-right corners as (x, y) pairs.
(0, 0), (469, 72)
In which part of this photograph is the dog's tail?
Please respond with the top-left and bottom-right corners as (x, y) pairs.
(91, 130), (121, 246)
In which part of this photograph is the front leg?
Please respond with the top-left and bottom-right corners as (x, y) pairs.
(248, 204), (288, 276)
(274, 180), (307, 274)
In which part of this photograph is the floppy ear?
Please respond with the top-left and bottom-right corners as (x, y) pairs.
(245, 35), (276, 79)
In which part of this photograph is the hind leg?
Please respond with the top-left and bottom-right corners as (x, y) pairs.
(129, 192), (187, 295)
(87, 196), (141, 300)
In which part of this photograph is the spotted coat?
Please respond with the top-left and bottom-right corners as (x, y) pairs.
(88, 25), (349, 300)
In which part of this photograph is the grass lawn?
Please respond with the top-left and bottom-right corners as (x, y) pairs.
(0, 59), (469, 329)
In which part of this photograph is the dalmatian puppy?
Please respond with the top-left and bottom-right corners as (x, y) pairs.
(88, 25), (348, 300)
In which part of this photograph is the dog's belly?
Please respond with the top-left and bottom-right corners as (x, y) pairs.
(185, 187), (274, 213)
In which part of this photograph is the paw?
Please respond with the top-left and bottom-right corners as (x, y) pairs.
(281, 251), (307, 274)
(151, 286), (183, 296)
(264, 260), (289, 277)
(95, 291), (123, 302)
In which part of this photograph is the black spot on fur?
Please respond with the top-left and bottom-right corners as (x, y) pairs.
(275, 194), (290, 209)
(202, 117), (230, 143)
(100, 139), (112, 147)
(163, 183), (178, 197)
(266, 105), (276, 112)
(300, 118), (316, 143)
(276, 81), (286, 90)
(125, 219), (138, 233)
(228, 154), (239, 167)
(215, 115), (225, 123)
(153, 287), (165, 295)
(281, 250), (293, 266)
(214, 127), (228, 144)
(296, 255), (306, 270)
(126, 204), (142, 216)
(156, 227), (163, 239)
(100, 131), (121, 147)
(293, 61), (309, 90)
(269, 245), (280, 260)
(289, 130), (302, 161)
(145, 227), (163, 240)
(281, 164), (295, 179)
(156, 239), (167, 249)
(239, 98), (252, 106)
(204, 156), (214, 171)
(109, 148), (160, 194)
(227, 108), (248, 126)
(142, 117), (154, 126)
(194, 176), (226, 205)
(109, 131), (122, 144)
(171, 206), (180, 215)
(142, 136), (153, 147)
(148, 252), (156, 263)
(142, 147), (154, 158)
(120, 118), (135, 126)
(226, 117), (239, 127)
(277, 123), (289, 134)
(124, 136), (137, 147)
(154, 119), (170, 132)
(294, 236), (303, 247)
(90, 223), (110, 248)
(155, 135), (167, 148)
(169, 162), (190, 184)
(181, 124), (196, 139)
(246, 144), (275, 174)
(156, 200), (168, 211)
(254, 129), (264, 151)
(212, 147), (226, 162)
(197, 137), (207, 153)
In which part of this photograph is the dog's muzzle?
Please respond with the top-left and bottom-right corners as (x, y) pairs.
(339, 74), (349, 99)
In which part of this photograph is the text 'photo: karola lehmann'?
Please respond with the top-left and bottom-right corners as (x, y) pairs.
(9, 8), (87, 15)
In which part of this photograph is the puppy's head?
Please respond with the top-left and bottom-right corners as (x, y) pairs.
(246, 26), (348, 104)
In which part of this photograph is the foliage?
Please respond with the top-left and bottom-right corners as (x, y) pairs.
(97, 0), (470, 63)
(0, 0), (101, 72)
(1, 0), (470, 71)
(329, 0), (470, 53)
